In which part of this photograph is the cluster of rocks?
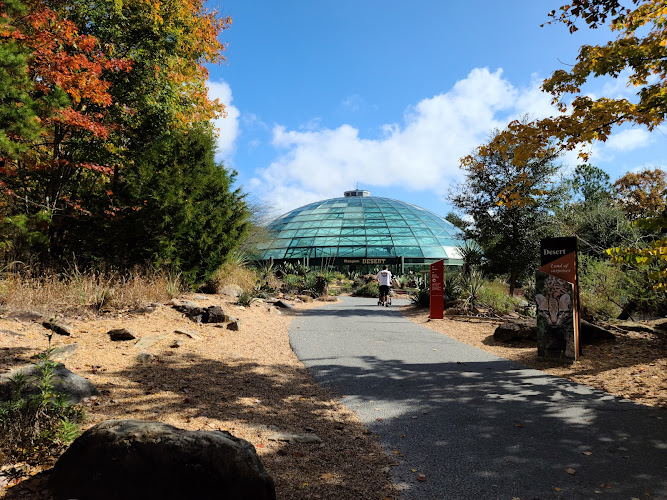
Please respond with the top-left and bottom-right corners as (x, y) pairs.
(171, 299), (241, 330)
(491, 317), (666, 344)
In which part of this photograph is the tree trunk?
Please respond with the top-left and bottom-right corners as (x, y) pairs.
(509, 268), (516, 297)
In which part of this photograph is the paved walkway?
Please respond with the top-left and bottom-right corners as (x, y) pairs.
(290, 296), (667, 500)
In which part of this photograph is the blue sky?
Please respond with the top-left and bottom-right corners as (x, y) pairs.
(205, 1), (666, 220)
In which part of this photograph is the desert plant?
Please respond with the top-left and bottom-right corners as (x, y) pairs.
(410, 287), (430, 307)
(460, 269), (486, 313)
(237, 291), (256, 306)
(442, 272), (462, 301)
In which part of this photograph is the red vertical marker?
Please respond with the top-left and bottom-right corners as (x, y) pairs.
(430, 260), (444, 319)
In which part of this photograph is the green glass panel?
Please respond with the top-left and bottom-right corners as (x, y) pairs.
(276, 230), (298, 238)
(392, 236), (418, 245)
(416, 237), (439, 246)
(340, 227), (365, 236)
(366, 236), (394, 245)
(316, 227), (340, 236)
(284, 247), (309, 258)
(270, 238), (292, 248)
(264, 249), (286, 259)
(421, 246), (447, 258)
(411, 227), (434, 236)
(367, 247), (396, 257)
(338, 246), (366, 257)
(437, 237), (458, 246)
(365, 226), (389, 235)
(389, 227), (413, 235)
(394, 246), (424, 257)
(339, 236), (366, 245)
(292, 237), (314, 246)
(343, 219), (364, 227)
(255, 242), (270, 250)
(309, 246), (338, 257)
(313, 237), (340, 246)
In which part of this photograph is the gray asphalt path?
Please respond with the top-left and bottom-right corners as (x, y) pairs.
(290, 296), (667, 500)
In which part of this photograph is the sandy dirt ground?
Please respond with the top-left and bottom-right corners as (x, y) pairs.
(401, 306), (667, 409)
(2, 295), (665, 499)
(0, 294), (396, 499)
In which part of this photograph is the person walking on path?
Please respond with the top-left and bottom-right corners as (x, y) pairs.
(376, 265), (392, 306)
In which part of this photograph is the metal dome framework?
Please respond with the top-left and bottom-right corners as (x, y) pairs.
(253, 191), (463, 271)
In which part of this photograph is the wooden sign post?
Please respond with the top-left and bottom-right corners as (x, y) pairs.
(429, 259), (444, 319)
(536, 237), (580, 360)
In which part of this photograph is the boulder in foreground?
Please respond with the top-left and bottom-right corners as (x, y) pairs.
(49, 419), (276, 500)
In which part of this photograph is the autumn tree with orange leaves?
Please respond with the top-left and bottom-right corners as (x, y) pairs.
(460, 0), (667, 292)
(0, 0), (249, 282)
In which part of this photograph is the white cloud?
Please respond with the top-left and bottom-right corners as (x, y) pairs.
(208, 80), (240, 162)
(603, 128), (652, 152)
(251, 67), (557, 216)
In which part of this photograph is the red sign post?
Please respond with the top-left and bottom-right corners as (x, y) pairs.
(429, 259), (444, 319)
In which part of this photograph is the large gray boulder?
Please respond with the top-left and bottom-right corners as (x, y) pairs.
(494, 318), (616, 345)
(49, 420), (276, 500)
(581, 320), (616, 342)
(0, 362), (98, 404)
(493, 319), (537, 342)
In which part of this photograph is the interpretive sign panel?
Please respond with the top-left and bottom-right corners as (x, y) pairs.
(430, 260), (444, 319)
(536, 237), (580, 360)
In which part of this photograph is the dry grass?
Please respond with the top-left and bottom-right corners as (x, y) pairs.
(208, 262), (257, 293)
(0, 269), (181, 317)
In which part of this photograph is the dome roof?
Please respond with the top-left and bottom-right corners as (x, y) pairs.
(253, 192), (463, 265)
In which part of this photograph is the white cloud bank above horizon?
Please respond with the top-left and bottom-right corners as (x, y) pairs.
(250, 68), (558, 216)
(208, 80), (240, 162)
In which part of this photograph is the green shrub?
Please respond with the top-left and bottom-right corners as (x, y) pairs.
(577, 255), (625, 319)
(0, 335), (85, 465)
(410, 288), (430, 307)
(353, 281), (379, 298)
(477, 281), (520, 315)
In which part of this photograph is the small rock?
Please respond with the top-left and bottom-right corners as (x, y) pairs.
(268, 307), (281, 315)
(170, 340), (182, 349)
(48, 343), (79, 362)
(175, 329), (202, 340)
(267, 432), (322, 444)
(616, 321), (656, 334)
(273, 300), (294, 310)
(135, 335), (168, 350)
(227, 320), (241, 331)
(129, 304), (157, 315)
(0, 329), (24, 338)
(204, 306), (226, 323)
(43, 320), (73, 336)
(108, 328), (137, 341)
(296, 295), (313, 303)
(8, 310), (43, 322)
(136, 351), (154, 364)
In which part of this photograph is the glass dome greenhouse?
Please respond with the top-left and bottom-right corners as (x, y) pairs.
(252, 190), (463, 272)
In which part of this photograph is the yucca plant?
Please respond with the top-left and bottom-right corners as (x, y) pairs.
(460, 268), (486, 313)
